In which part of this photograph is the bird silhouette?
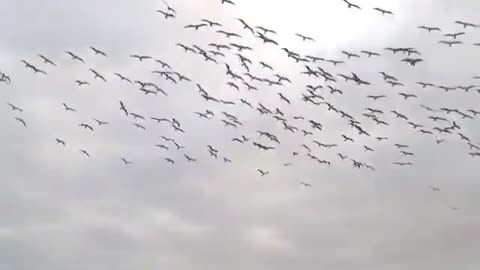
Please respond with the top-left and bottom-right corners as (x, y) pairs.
(342, 0), (361, 9)
(373, 7), (393, 15)
(65, 51), (85, 63)
(90, 47), (108, 57)
(14, 117), (26, 127)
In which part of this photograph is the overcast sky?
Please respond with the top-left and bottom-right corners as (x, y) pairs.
(1, 0), (480, 269)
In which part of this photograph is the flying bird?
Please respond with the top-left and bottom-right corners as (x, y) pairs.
(38, 54), (56, 66)
(342, 0), (361, 9)
(65, 51), (85, 63)
(373, 7), (393, 15)
(89, 47), (108, 57)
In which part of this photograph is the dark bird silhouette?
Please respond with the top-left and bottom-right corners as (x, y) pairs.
(62, 103), (76, 112)
(113, 73), (132, 83)
(75, 80), (89, 86)
(295, 33), (315, 42)
(454, 20), (478, 28)
(418, 26), (441, 32)
(257, 169), (269, 176)
(342, 0), (361, 9)
(255, 26), (277, 35)
(80, 150), (90, 158)
(201, 19), (222, 27)
(373, 7), (393, 15)
(130, 54), (152, 61)
(120, 101), (129, 116)
(65, 51), (85, 63)
(402, 58), (423, 66)
(342, 134), (354, 142)
(7, 102), (23, 112)
(89, 47), (108, 57)
(79, 123), (94, 131)
(184, 23), (208, 30)
(156, 10), (175, 19)
(393, 162), (413, 166)
(300, 182), (312, 188)
(121, 158), (133, 165)
(184, 154), (197, 162)
(56, 138), (66, 146)
(237, 18), (255, 34)
(361, 50), (381, 57)
(438, 40), (463, 47)
(89, 68), (107, 82)
(38, 54), (56, 66)
(93, 118), (109, 126)
(14, 117), (26, 127)
(216, 30), (241, 39)
(444, 32), (465, 39)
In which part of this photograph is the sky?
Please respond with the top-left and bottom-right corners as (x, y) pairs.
(1, 0), (480, 269)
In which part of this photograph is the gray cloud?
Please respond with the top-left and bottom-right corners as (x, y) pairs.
(1, 0), (480, 269)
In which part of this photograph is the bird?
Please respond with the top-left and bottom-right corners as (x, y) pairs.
(418, 26), (441, 32)
(130, 54), (152, 61)
(79, 123), (94, 131)
(75, 80), (89, 86)
(444, 32), (465, 39)
(119, 101), (128, 116)
(295, 33), (315, 42)
(257, 169), (269, 176)
(56, 138), (66, 146)
(201, 19), (222, 27)
(89, 68), (107, 81)
(14, 117), (26, 127)
(7, 102), (23, 112)
(454, 21), (478, 28)
(156, 10), (175, 19)
(342, 0), (361, 9)
(89, 47), (108, 57)
(38, 54), (56, 66)
(221, 0), (235, 5)
(184, 23), (208, 30)
(121, 158), (133, 165)
(62, 103), (76, 112)
(373, 7), (393, 15)
(183, 154), (197, 162)
(237, 18), (255, 34)
(92, 118), (108, 126)
(65, 51), (85, 63)
(300, 182), (312, 188)
(438, 40), (463, 47)
(80, 150), (90, 158)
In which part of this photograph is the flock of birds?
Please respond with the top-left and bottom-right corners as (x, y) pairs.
(1, 0), (479, 199)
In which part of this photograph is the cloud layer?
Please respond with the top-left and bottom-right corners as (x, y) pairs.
(1, 0), (479, 269)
